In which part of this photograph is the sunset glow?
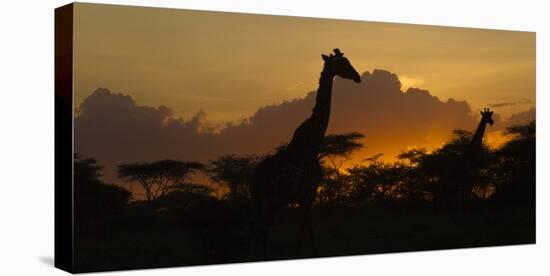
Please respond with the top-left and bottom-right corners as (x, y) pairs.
(73, 3), (535, 185)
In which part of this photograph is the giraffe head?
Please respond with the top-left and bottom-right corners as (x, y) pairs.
(322, 48), (361, 83)
(480, 108), (494, 126)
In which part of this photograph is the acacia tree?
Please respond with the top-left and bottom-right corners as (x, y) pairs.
(319, 132), (364, 160)
(208, 155), (259, 200)
(316, 131), (365, 206)
(117, 160), (204, 202)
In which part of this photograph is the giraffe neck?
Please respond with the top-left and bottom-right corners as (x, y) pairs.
(286, 66), (335, 155)
(310, 67), (335, 135)
(470, 120), (487, 150)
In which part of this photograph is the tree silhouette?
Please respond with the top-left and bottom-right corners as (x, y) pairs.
(154, 182), (214, 211)
(117, 160), (204, 202)
(74, 154), (130, 235)
(318, 131), (364, 160)
(345, 154), (413, 208)
(316, 132), (365, 206)
(208, 155), (259, 201)
(397, 130), (478, 211)
(493, 121), (535, 207)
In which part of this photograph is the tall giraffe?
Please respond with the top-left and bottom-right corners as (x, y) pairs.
(250, 49), (361, 256)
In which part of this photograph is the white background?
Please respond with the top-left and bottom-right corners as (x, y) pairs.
(0, 0), (547, 275)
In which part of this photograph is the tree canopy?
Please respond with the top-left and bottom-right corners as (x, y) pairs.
(117, 160), (204, 201)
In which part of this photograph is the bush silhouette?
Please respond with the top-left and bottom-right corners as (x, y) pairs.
(74, 154), (130, 236)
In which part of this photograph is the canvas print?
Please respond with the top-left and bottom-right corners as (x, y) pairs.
(55, 3), (536, 273)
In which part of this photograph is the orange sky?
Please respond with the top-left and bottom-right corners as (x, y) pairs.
(74, 3), (535, 123)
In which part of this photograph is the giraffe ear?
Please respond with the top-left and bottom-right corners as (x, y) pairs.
(321, 54), (329, 61)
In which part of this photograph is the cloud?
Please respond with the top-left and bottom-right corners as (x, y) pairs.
(483, 107), (535, 148)
(489, 102), (516, 108)
(489, 98), (533, 108)
(501, 107), (536, 128)
(76, 70), (533, 185)
(518, 98), (533, 105)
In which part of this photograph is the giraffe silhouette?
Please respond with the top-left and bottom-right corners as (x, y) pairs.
(250, 49), (361, 256)
(459, 108), (494, 207)
(470, 108), (494, 151)
(453, 108), (495, 211)
(432, 108), (494, 214)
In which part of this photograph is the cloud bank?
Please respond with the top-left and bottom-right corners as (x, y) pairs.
(75, 70), (535, 184)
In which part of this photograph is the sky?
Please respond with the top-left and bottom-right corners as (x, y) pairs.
(74, 3), (535, 122)
(72, 3), (536, 189)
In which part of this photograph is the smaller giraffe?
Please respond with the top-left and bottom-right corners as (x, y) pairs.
(433, 108), (494, 214)
(458, 108), (494, 207)
(470, 108), (494, 150)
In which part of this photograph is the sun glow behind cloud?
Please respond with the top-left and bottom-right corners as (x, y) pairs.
(399, 75), (425, 90)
